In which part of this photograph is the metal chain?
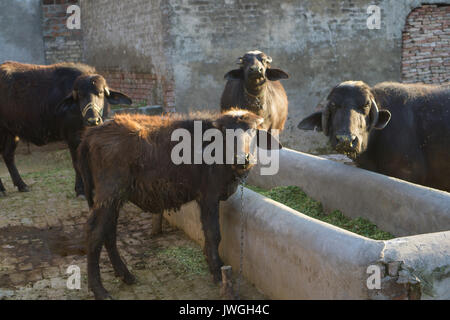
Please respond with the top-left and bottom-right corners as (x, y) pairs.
(236, 178), (247, 299)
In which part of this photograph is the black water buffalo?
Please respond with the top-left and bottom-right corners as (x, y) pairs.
(221, 50), (289, 131)
(0, 61), (132, 196)
(298, 81), (450, 192)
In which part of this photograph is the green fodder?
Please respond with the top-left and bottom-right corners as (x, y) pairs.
(156, 245), (209, 276)
(246, 185), (394, 240)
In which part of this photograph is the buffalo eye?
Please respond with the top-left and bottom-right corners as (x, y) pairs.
(362, 102), (371, 112)
(329, 102), (337, 111)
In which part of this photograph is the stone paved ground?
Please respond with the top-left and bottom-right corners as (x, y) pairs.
(0, 143), (265, 300)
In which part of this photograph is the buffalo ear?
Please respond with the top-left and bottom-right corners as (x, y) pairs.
(106, 90), (132, 105)
(374, 109), (391, 130)
(297, 112), (323, 131)
(224, 69), (244, 81)
(55, 92), (77, 115)
(266, 68), (289, 81)
(256, 130), (283, 150)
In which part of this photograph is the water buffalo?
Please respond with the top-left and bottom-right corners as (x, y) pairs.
(298, 80), (450, 192)
(77, 110), (281, 299)
(0, 61), (132, 196)
(221, 50), (289, 131)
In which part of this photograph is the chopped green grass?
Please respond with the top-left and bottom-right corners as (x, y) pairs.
(246, 185), (394, 240)
(156, 245), (209, 276)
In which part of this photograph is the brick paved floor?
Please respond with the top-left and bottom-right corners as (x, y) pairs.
(0, 145), (265, 300)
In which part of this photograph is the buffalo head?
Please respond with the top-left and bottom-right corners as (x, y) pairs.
(297, 81), (391, 159)
(57, 74), (132, 126)
(224, 50), (289, 87)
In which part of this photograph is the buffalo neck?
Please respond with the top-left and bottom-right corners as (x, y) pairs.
(54, 107), (85, 143)
(243, 80), (267, 110)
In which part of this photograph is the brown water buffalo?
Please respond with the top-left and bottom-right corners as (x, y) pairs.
(221, 50), (289, 131)
(77, 109), (281, 299)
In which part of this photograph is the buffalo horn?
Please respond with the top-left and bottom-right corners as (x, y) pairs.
(370, 99), (379, 129)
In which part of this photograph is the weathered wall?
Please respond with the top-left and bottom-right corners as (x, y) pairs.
(79, 0), (450, 151)
(402, 4), (450, 84)
(0, 0), (45, 64)
(80, 0), (175, 110)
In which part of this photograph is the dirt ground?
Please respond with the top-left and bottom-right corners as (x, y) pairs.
(0, 143), (265, 300)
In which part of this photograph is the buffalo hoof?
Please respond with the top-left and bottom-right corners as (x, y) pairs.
(212, 271), (222, 284)
(18, 185), (30, 192)
(114, 269), (137, 285)
(122, 273), (137, 285)
(95, 292), (114, 300)
(92, 287), (114, 300)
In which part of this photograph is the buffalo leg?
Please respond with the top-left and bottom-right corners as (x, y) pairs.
(104, 207), (136, 285)
(86, 206), (114, 300)
(199, 199), (223, 282)
(0, 134), (5, 195)
(2, 134), (29, 192)
(151, 212), (163, 235)
(0, 178), (6, 196)
(68, 142), (84, 197)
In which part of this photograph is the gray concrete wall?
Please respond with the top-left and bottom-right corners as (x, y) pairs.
(0, 0), (45, 64)
(248, 148), (450, 237)
(80, 0), (171, 79)
(164, 189), (450, 299)
(80, 0), (175, 108)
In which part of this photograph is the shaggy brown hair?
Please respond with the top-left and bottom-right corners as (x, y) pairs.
(78, 109), (280, 299)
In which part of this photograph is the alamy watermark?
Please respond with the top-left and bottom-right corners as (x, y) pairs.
(366, 265), (381, 290)
(367, 5), (381, 30)
(171, 122), (280, 176)
(66, 265), (81, 290)
(66, 5), (81, 30)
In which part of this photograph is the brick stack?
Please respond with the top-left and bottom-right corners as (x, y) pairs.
(41, 0), (83, 64)
(402, 5), (450, 84)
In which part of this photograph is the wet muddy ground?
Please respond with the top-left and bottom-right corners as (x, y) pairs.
(0, 143), (265, 300)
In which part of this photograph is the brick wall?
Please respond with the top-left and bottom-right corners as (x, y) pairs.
(100, 70), (175, 110)
(41, 0), (82, 64)
(402, 5), (450, 84)
(99, 69), (161, 107)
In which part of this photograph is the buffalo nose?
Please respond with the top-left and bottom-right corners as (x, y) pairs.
(336, 134), (358, 150)
(87, 117), (102, 126)
(250, 65), (263, 74)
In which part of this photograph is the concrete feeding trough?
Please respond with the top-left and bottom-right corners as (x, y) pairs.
(163, 148), (450, 300)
